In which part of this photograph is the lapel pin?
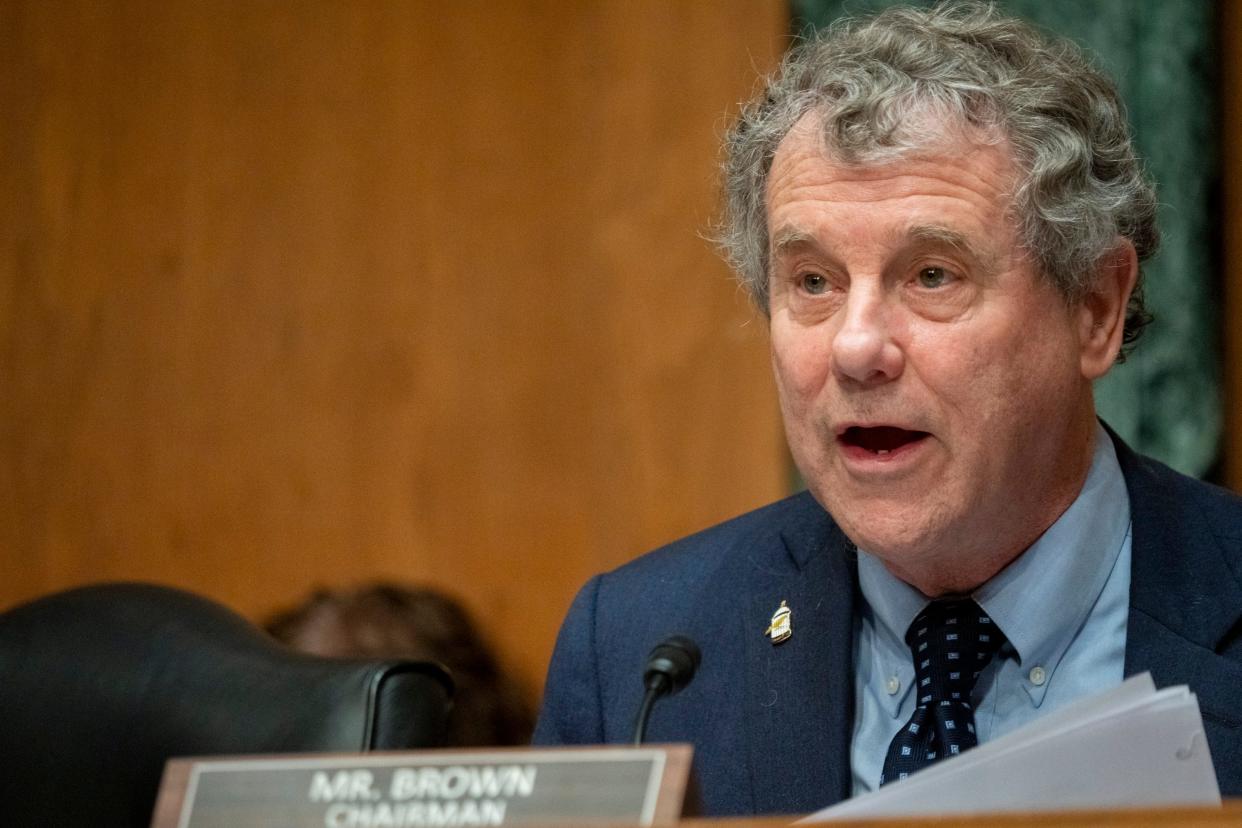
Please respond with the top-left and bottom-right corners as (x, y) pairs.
(765, 600), (792, 644)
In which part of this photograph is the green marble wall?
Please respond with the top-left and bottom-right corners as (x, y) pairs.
(792, 0), (1220, 477)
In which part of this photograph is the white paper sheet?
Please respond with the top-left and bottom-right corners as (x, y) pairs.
(800, 673), (1220, 822)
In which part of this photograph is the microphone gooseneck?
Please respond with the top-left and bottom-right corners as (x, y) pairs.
(632, 635), (701, 745)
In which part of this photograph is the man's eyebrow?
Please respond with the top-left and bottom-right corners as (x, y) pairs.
(907, 224), (996, 270)
(770, 227), (817, 257)
(769, 223), (1002, 273)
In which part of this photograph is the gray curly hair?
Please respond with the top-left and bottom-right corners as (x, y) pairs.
(719, 1), (1157, 355)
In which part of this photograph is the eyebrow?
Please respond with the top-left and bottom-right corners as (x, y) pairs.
(769, 223), (999, 273)
(906, 225), (991, 267)
(770, 227), (818, 258)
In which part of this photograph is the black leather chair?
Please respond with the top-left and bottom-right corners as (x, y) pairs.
(0, 583), (454, 827)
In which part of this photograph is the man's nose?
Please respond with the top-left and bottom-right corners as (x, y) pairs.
(830, 289), (904, 385)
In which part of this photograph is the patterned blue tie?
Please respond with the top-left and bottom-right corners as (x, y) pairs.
(880, 598), (1007, 785)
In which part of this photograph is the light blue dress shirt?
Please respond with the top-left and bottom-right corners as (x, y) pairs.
(849, 422), (1133, 795)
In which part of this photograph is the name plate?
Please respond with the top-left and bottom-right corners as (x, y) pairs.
(151, 745), (693, 827)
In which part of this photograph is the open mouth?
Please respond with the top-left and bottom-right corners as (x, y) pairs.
(839, 426), (931, 456)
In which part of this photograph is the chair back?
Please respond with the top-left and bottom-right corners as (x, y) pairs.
(0, 583), (453, 827)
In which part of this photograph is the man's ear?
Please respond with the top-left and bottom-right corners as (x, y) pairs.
(1078, 239), (1139, 380)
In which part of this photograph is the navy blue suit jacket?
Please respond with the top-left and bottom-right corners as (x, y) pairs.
(533, 434), (1242, 816)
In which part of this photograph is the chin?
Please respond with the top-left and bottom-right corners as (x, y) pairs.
(821, 493), (951, 563)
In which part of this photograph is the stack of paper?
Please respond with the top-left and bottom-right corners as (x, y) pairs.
(802, 673), (1220, 822)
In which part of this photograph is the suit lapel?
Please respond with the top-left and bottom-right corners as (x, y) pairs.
(1118, 433), (1242, 672)
(742, 498), (858, 814)
(1116, 432), (1242, 789)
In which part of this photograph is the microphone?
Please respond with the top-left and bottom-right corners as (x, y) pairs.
(632, 635), (701, 745)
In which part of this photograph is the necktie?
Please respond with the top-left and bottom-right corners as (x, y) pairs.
(880, 598), (1007, 785)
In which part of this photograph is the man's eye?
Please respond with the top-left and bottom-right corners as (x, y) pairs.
(800, 273), (828, 294)
(916, 266), (951, 288)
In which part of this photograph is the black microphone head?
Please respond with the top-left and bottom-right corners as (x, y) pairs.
(643, 635), (701, 696)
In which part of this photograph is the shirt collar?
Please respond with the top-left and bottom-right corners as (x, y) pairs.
(858, 422), (1131, 704)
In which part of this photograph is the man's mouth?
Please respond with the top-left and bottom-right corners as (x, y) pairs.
(838, 426), (931, 456)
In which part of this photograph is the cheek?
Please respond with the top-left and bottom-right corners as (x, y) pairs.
(939, 319), (1077, 438)
(770, 323), (833, 405)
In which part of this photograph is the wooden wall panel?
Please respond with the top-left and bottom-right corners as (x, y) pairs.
(0, 1), (789, 691)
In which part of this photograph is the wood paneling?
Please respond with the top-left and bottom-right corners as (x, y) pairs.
(0, 1), (789, 691)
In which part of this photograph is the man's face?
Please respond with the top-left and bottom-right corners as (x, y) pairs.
(765, 115), (1098, 593)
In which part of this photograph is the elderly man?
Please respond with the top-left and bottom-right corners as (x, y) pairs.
(534, 2), (1242, 817)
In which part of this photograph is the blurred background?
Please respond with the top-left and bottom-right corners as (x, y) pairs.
(3, 0), (1240, 706)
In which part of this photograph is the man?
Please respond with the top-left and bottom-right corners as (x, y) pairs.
(534, 2), (1242, 817)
